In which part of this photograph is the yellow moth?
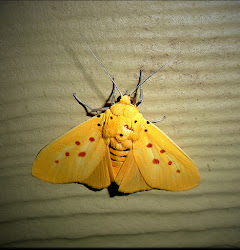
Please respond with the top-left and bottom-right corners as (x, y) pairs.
(32, 36), (200, 194)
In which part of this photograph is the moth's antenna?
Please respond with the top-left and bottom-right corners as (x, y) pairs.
(130, 54), (179, 96)
(80, 34), (122, 96)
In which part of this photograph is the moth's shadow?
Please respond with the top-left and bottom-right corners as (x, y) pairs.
(107, 183), (130, 197)
(83, 183), (130, 198)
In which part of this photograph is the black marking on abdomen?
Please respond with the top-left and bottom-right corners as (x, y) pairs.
(110, 151), (127, 157)
(109, 145), (130, 151)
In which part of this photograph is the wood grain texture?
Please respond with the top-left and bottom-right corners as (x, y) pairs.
(0, 1), (240, 247)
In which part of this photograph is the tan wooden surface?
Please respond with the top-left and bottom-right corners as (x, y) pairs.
(0, 1), (240, 247)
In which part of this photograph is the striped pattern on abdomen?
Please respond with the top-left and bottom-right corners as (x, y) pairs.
(109, 145), (130, 177)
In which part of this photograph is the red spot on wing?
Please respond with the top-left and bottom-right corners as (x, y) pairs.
(147, 143), (153, 148)
(168, 161), (172, 165)
(176, 170), (181, 173)
(55, 160), (59, 164)
(160, 149), (165, 153)
(153, 158), (159, 164)
(65, 152), (70, 156)
(78, 152), (86, 157)
(75, 141), (80, 145)
(89, 137), (95, 142)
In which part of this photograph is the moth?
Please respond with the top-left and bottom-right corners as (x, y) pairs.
(32, 35), (200, 194)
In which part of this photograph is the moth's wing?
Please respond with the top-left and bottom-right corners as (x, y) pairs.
(115, 150), (152, 193)
(81, 150), (113, 189)
(32, 116), (113, 189)
(133, 123), (200, 191)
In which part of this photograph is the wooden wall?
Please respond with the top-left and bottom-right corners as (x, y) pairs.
(0, 1), (239, 247)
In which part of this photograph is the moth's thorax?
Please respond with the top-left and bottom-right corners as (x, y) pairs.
(102, 96), (145, 145)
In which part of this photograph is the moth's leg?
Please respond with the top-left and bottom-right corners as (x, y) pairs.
(73, 93), (108, 113)
(111, 78), (116, 106)
(136, 70), (143, 107)
(133, 70), (141, 99)
(150, 116), (167, 123)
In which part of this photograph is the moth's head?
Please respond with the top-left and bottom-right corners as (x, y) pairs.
(117, 94), (136, 106)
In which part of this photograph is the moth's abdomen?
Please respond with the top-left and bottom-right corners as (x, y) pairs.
(109, 144), (130, 178)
